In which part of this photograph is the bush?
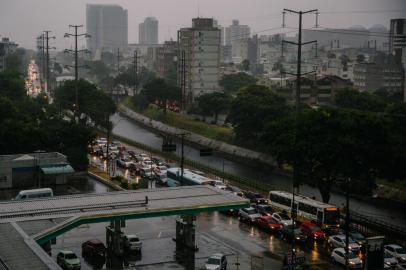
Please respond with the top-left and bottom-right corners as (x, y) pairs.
(131, 182), (138, 190)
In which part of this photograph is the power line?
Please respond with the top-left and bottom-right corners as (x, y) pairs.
(64, 25), (91, 120)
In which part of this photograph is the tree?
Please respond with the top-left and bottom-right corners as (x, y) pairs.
(0, 70), (26, 100)
(197, 92), (231, 123)
(227, 85), (291, 146)
(335, 87), (387, 112)
(240, 59), (250, 71)
(374, 87), (403, 104)
(263, 107), (401, 203)
(141, 78), (180, 113)
(219, 72), (257, 94)
(53, 79), (116, 127)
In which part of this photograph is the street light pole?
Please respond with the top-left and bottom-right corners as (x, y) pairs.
(345, 177), (350, 270)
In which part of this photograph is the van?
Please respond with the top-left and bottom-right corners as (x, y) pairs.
(14, 188), (53, 200)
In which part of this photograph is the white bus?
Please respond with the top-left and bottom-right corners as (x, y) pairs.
(268, 190), (340, 228)
(14, 188), (53, 200)
(166, 167), (214, 187)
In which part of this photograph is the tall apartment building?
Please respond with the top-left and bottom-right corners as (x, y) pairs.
(86, 4), (128, 55)
(156, 41), (178, 79)
(225, 20), (250, 46)
(178, 18), (221, 106)
(389, 19), (406, 100)
(0, 37), (18, 72)
(139, 17), (159, 45)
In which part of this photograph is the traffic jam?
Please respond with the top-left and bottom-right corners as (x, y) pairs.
(89, 137), (406, 269)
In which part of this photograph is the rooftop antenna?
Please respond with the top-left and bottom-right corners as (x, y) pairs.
(197, 2), (200, 18)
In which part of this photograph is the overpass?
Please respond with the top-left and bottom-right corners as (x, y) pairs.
(0, 186), (249, 270)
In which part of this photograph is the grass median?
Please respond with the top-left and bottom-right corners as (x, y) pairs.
(122, 97), (234, 143)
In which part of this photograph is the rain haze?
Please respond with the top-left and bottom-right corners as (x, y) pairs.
(0, 0), (405, 49)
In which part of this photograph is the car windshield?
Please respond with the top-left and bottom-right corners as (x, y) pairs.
(254, 194), (262, 198)
(310, 226), (321, 231)
(267, 219), (277, 224)
(261, 206), (273, 212)
(294, 228), (302, 235)
(246, 209), (257, 214)
(395, 248), (406, 254)
(65, 253), (77, 259)
(351, 232), (364, 239)
(207, 258), (221, 265)
(130, 238), (140, 242)
(279, 213), (290, 220)
(384, 253), (394, 258)
(346, 252), (358, 259)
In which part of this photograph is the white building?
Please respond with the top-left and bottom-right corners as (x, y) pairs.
(178, 18), (221, 105)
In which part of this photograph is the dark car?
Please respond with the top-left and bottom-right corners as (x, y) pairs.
(280, 225), (308, 243)
(82, 239), (106, 266)
(253, 204), (274, 216)
(244, 191), (268, 204)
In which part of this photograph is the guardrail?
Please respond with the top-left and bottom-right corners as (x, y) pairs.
(349, 211), (406, 242)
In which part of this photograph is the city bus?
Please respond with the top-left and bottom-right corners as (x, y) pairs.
(166, 167), (214, 187)
(268, 190), (340, 229)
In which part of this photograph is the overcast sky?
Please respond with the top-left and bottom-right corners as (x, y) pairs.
(0, 0), (405, 50)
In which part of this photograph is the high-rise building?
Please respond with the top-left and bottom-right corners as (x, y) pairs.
(86, 4), (128, 55)
(139, 17), (158, 45)
(389, 19), (406, 100)
(156, 41), (178, 80)
(178, 18), (221, 106)
(0, 37), (18, 72)
(225, 20), (250, 46)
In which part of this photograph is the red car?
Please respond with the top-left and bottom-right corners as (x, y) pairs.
(257, 216), (283, 232)
(82, 239), (106, 261)
(300, 222), (326, 240)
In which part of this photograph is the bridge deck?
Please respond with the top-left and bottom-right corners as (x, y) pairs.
(0, 186), (248, 270)
(0, 186), (247, 222)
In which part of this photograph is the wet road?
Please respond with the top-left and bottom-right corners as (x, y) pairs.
(111, 113), (406, 226)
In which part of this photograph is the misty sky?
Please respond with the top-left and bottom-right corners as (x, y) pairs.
(0, 0), (405, 50)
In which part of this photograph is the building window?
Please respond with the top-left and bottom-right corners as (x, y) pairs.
(0, 175), (7, 182)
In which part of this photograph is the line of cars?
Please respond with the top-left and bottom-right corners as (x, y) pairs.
(56, 234), (142, 269)
(227, 189), (406, 269)
(90, 138), (170, 182)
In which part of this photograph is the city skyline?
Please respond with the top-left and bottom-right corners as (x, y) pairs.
(0, 0), (405, 50)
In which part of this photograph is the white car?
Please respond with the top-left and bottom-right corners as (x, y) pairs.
(238, 207), (261, 223)
(385, 244), (406, 263)
(212, 180), (227, 190)
(153, 165), (167, 175)
(142, 160), (156, 168)
(56, 250), (81, 270)
(272, 212), (293, 226)
(124, 234), (142, 252)
(328, 235), (360, 252)
(204, 253), (227, 270)
(384, 252), (399, 268)
(331, 248), (362, 269)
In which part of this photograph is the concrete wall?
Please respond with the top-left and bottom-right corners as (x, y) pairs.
(118, 104), (275, 167)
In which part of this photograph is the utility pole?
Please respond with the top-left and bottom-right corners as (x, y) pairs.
(64, 25), (90, 121)
(43, 31), (55, 94)
(345, 177), (350, 270)
(132, 50), (140, 95)
(281, 8), (318, 270)
(117, 48), (120, 74)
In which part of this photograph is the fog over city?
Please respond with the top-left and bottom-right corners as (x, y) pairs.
(0, 0), (405, 49)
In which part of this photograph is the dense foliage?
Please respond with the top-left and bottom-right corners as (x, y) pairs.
(219, 72), (257, 94)
(229, 84), (406, 202)
(197, 92), (231, 123)
(0, 71), (94, 170)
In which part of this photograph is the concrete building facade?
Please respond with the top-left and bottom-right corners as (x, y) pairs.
(178, 18), (221, 105)
(0, 152), (74, 189)
(86, 4), (128, 55)
(139, 17), (159, 45)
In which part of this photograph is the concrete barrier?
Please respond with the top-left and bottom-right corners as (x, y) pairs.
(118, 104), (275, 167)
